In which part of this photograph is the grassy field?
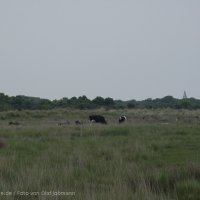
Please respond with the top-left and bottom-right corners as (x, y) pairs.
(0, 109), (200, 200)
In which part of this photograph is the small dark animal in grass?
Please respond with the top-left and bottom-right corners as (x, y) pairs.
(89, 115), (107, 124)
(119, 115), (127, 124)
(9, 121), (20, 125)
(58, 121), (70, 126)
(75, 120), (82, 125)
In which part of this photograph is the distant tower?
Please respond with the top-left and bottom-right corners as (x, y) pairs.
(183, 91), (187, 99)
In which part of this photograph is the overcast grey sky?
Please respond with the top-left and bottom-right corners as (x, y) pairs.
(0, 0), (199, 100)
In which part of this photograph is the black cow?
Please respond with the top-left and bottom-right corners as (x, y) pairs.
(9, 121), (20, 125)
(75, 120), (82, 125)
(58, 121), (70, 126)
(119, 115), (127, 124)
(89, 115), (107, 124)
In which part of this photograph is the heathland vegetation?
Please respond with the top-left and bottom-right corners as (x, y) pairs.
(0, 109), (200, 199)
(1, 93), (200, 111)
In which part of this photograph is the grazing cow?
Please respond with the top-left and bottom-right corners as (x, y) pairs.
(89, 115), (107, 124)
(9, 121), (20, 125)
(58, 121), (70, 126)
(119, 115), (127, 124)
(75, 120), (82, 125)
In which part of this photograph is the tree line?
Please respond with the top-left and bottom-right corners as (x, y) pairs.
(0, 93), (200, 111)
